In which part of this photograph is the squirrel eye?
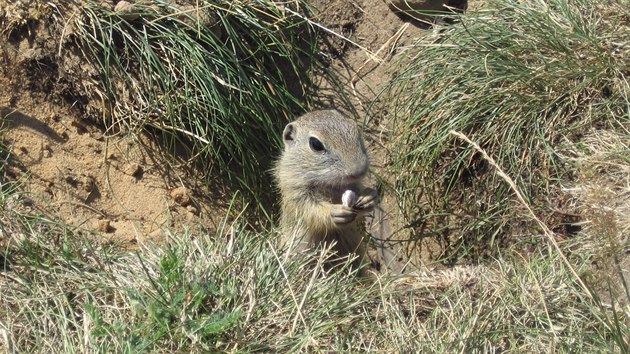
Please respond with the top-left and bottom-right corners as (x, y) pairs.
(309, 137), (325, 152)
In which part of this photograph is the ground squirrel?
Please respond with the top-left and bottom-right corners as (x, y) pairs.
(274, 110), (378, 271)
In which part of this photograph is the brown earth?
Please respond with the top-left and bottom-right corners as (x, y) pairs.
(0, 78), (223, 245)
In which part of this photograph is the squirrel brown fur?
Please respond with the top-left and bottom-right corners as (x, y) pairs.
(274, 110), (378, 271)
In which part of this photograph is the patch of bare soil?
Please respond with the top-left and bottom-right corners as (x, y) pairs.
(311, 0), (425, 115)
(0, 77), (222, 246)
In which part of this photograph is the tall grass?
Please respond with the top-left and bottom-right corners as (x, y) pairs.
(386, 0), (629, 261)
(53, 0), (318, 207)
(1, 195), (628, 352)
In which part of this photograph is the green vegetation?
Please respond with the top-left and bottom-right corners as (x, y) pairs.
(387, 0), (629, 261)
(1, 197), (628, 352)
(1, 0), (629, 352)
(67, 0), (317, 203)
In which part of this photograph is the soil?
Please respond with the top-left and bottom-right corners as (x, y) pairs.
(0, 6), (226, 245)
(0, 78), (222, 245)
(310, 0), (427, 115)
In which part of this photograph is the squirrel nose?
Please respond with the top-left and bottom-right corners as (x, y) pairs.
(347, 161), (368, 180)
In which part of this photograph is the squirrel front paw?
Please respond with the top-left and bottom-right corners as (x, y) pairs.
(331, 204), (357, 225)
(353, 188), (378, 212)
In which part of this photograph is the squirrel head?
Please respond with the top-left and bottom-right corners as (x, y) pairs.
(276, 110), (369, 189)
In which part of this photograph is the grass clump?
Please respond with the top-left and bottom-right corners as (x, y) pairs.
(562, 129), (630, 309)
(386, 0), (629, 262)
(52, 0), (317, 206)
(1, 202), (628, 352)
(0, 205), (371, 352)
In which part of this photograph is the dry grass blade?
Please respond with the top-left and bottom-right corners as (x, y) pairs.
(450, 130), (594, 300)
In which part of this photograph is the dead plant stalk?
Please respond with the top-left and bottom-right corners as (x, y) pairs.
(449, 130), (594, 301)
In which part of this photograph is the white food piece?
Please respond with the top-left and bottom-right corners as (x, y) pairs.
(342, 190), (357, 208)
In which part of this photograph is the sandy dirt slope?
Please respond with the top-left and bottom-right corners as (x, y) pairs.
(1, 76), (221, 246)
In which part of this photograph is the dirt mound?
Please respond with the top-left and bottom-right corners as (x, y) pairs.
(0, 78), (222, 245)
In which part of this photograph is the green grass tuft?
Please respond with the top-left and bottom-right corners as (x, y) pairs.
(59, 0), (318, 207)
(386, 0), (629, 261)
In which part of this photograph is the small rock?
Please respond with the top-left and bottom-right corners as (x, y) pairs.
(186, 204), (199, 215)
(81, 175), (96, 192)
(98, 219), (114, 233)
(147, 229), (164, 241)
(19, 48), (43, 62)
(170, 186), (191, 206)
(114, 1), (139, 21)
(124, 163), (143, 178)
(98, 1), (114, 10)
(176, 4), (223, 38)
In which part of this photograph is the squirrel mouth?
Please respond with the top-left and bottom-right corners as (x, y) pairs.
(344, 169), (368, 183)
(331, 175), (362, 190)
(343, 176), (361, 184)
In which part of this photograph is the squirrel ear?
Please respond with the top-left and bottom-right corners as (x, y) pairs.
(282, 123), (296, 147)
